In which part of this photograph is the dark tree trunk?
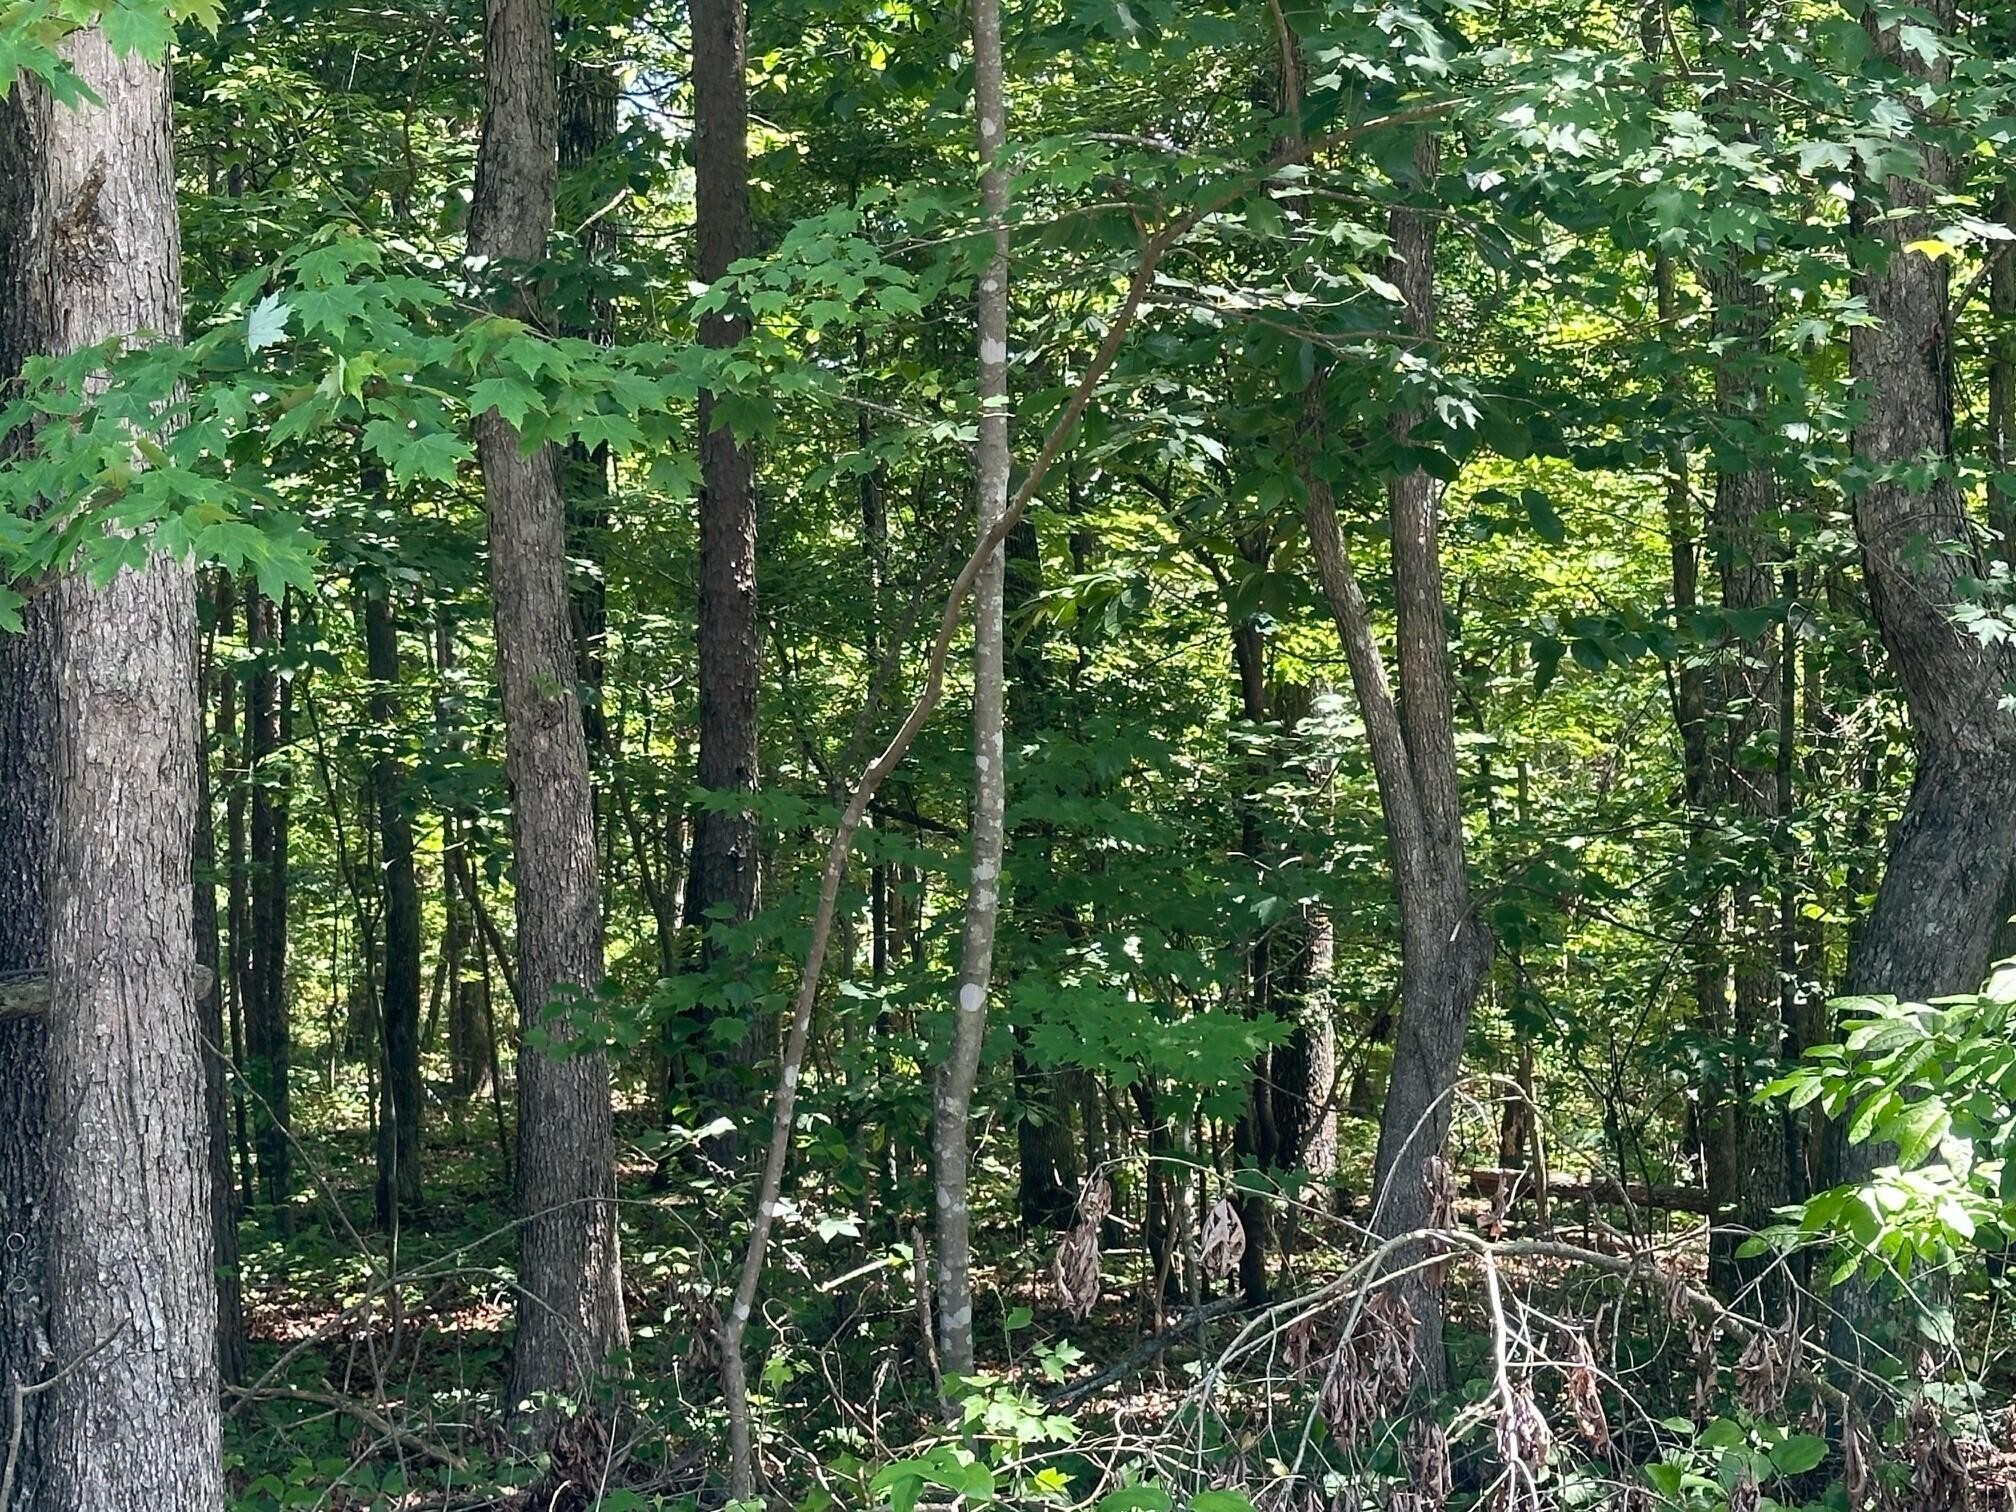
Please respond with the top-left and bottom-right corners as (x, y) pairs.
(0, 612), (51, 1512)
(196, 603), (246, 1386)
(364, 587), (423, 1224)
(687, 0), (762, 1083)
(470, 0), (629, 1414)
(34, 27), (224, 1507)
(559, 44), (617, 773)
(220, 588), (253, 1206)
(245, 583), (292, 1216)
(0, 69), (55, 1512)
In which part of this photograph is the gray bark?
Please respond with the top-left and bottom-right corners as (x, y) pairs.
(30, 25), (224, 1508)
(933, 0), (1010, 1382)
(1302, 135), (1490, 1383)
(470, 0), (629, 1415)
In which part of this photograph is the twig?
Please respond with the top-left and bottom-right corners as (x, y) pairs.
(1047, 1295), (1245, 1408)
(227, 1384), (466, 1469)
(1, 1324), (127, 1511)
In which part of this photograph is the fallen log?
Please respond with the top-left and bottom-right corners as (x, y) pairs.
(0, 966), (217, 1022)
(1465, 1166), (1711, 1217)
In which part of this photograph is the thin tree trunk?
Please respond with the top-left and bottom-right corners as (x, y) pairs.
(471, 0), (629, 1416)
(1299, 135), (1490, 1383)
(688, 0), (762, 1091)
(1688, 0), (1789, 1304)
(364, 584), (423, 1224)
(932, 0), (1010, 1383)
(196, 599), (246, 1385)
(246, 583), (292, 1218)
(219, 585), (253, 1206)
(34, 26), (224, 1506)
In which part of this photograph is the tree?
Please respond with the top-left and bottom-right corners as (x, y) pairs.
(245, 580), (292, 1217)
(1300, 132), (1491, 1381)
(688, 0), (762, 1096)
(25, 24), (224, 1508)
(931, 0), (1010, 1383)
(469, 0), (629, 1415)
(363, 577), (422, 1224)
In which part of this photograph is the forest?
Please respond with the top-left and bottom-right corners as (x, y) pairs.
(4, 0), (2016, 1506)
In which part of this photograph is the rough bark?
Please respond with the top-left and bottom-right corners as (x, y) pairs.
(688, 0), (762, 1081)
(0, 67), (54, 1511)
(245, 582), (292, 1216)
(1301, 135), (1490, 1383)
(932, 0), (1010, 1382)
(27, 26), (225, 1508)
(1829, 0), (2016, 1357)
(1842, 0), (2016, 1008)
(364, 587), (423, 1224)
(470, 0), (629, 1415)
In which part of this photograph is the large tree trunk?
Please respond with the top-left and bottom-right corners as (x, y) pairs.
(30, 26), (225, 1508)
(1842, 0), (2016, 1007)
(0, 71), (55, 1512)
(932, 0), (1010, 1382)
(687, 0), (762, 1088)
(471, 0), (630, 1416)
(245, 583), (292, 1217)
(1301, 135), (1490, 1384)
(364, 586), (423, 1224)
(1830, 0), (2016, 1356)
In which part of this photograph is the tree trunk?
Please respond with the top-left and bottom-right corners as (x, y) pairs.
(245, 583), (292, 1217)
(471, 0), (630, 1415)
(1842, 0), (2016, 1009)
(1697, 6), (1787, 1290)
(0, 73), (55, 1512)
(687, 0), (762, 1087)
(196, 606), (246, 1385)
(560, 42), (616, 775)
(932, 0), (1010, 1382)
(364, 587), (423, 1225)
(1830, 0), (2016, 1358)
(1300, 135), (1490, 1384)
(33, 26), (225, 1507)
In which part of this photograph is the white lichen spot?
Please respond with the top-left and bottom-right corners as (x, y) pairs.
(980, 115), (1003, 141)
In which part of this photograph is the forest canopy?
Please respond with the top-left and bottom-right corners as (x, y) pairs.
(4, 0), (2016, 1509)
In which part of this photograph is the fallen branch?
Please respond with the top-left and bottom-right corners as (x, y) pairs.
(226, 1384), (465, 1469)
(1047, 1294), (1245, 1408)
(0, 966), (214, 1021)
(1465, 1166), (1710, 1217)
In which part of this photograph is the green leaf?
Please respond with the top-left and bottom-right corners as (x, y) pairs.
(390, 430), (471, 487)
(1769, 1434), (1828, 1476)
(245, 293), (289, 353)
